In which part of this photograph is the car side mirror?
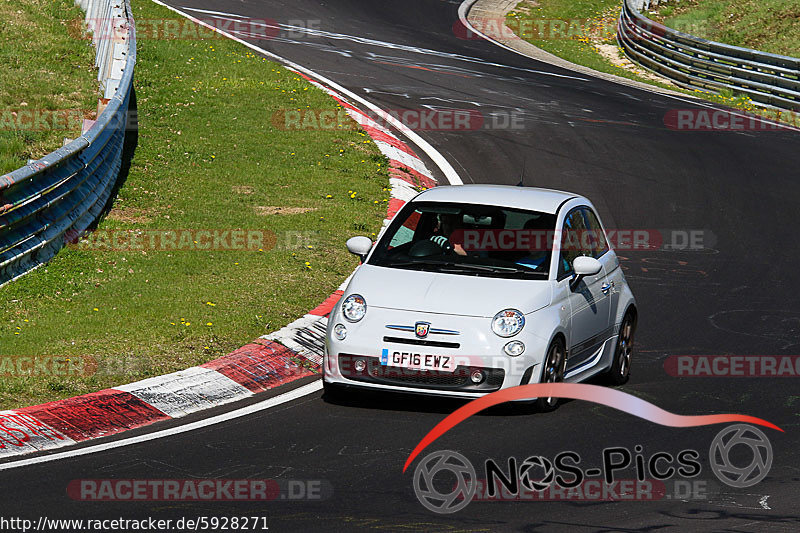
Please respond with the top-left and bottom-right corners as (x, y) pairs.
(570, 256), (602, 290)
(346, 236), (373, 262)
(573, 256), (602, 276)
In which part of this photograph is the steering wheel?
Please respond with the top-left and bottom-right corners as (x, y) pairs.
(409, 238), (452, 257)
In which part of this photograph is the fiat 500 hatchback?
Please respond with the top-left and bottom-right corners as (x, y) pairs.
(323, 185), (636, 410)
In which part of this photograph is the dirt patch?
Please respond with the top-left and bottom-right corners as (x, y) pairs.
(232, 185), (255, 194)
(254, 206), (317, 216)
(512, 0), (540, 15)
(594, 43), (676, 86)
(105, 207), (155, 224)
(349, 141), (373, 153)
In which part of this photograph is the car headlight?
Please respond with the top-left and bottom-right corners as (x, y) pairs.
(342, 294), (367, 322)
(504, 340), (525, 356)
(491, 309), (525, 337)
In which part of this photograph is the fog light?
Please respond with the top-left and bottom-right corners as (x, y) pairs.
(354, 359), (366, 372)
(470, 370), (484, 384)
(504, 340), (525, 357)
(333, 323), (347, 340)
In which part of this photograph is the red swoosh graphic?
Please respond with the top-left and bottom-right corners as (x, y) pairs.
(402, 383), (783, 473)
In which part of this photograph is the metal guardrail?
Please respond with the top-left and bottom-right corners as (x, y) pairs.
(618, 0), (800, 111)
(634, 0), (666, 10)
(0, 0), (136, 286)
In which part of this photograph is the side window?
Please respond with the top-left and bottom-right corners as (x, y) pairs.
(581, 208), (609, 258)
(558, 208), (589, 279)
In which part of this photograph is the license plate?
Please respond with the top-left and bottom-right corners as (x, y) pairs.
(380, 349), (455, 372)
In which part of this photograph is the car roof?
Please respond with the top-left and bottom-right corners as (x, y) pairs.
(413, 185), (583, 214)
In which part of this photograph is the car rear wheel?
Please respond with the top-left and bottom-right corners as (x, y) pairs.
(536, 338), (566, 412)
(605, 310), (636, 385)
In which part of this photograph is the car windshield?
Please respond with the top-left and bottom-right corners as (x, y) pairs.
(368, 201), (557, 278)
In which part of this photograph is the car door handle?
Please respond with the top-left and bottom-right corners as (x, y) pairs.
(601, 281), (614, 294)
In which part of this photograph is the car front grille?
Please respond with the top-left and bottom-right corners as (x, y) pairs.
(337, 354), (504, 392)
(381, 336), (460, 349)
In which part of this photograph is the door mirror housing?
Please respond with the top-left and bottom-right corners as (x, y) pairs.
(570, 256), (602, 290)
(573, 256), (602, 276)
(346, 236), (373, 261)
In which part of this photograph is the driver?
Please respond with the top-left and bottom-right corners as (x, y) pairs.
(430, 213), (467, 256)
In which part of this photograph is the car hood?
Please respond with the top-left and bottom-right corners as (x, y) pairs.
(348, 264), (552, 317)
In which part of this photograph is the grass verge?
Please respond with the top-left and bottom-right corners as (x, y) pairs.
(0, 0), (393, 409)
(653, 0), (799, 58)
(0, 0), (98, 173)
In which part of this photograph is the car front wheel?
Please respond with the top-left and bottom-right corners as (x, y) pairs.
(605, 310), (636, 385)
(535, 337), (567, 412)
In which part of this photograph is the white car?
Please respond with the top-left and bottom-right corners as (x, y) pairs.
(323, 185), (636, 410)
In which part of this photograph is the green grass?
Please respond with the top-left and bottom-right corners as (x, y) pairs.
(653, 0), (800, 58)
(0, 0), (393, 409)
(0, 0), (98, 172)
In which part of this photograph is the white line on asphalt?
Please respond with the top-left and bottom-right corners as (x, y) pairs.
(167, 1), (462, 184)
(183, 8), (588, 82)
(180, 6), (247, 18)
(759, 495), (771, 510)
(0, 381), (322, 471)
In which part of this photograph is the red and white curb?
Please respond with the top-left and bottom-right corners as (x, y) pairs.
(0, 74), (438, 460)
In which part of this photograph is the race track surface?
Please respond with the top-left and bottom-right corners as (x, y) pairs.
(3, 1), (798, 531)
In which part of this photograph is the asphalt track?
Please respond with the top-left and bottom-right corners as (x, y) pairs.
(2, 1), (799, 531)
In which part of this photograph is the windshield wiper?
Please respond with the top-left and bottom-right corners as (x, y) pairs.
(384, 260), (544, 275)
(382, 260), (441, 269)
(441, 263), (545, 275)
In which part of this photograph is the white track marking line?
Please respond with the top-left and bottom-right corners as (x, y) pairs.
(0, 381), (322, 471)
(160, 1), (462, 184)
(759, 494), (770, 509)
(186, 9), (587, 82)
(180, 6), (247, 18)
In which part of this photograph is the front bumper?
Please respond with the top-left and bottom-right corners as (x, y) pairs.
(336, 354), (506, 393)
(323, 307), (548, 399)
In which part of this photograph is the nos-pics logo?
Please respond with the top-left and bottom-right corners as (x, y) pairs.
(412, 424), (773, 514)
